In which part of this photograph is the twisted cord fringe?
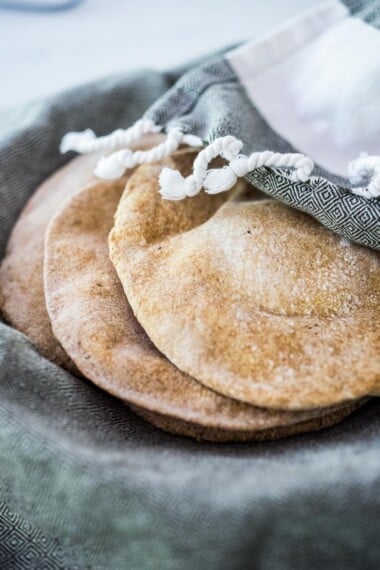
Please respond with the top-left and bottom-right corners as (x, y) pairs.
(60, 120), (380, 200)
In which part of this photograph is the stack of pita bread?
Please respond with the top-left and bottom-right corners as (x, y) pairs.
(1, 136), (379, 442)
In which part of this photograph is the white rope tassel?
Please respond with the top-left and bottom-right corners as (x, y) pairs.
(60, 118), (203, 180)
(160, 136), (242, 200)
(61, 120), (379, 199)
(348, 153), (380, 198)
(60, 119), (162, 154)
(94, 128), (203, 180)
(159, 135), (314, 200)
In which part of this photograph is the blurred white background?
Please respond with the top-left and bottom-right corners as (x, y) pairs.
(1, 0), (322, 111)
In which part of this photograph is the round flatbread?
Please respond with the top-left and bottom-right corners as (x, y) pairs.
(0, 134), (162, 370)
(130, 400), (363, 443)
(109, 153), (380, 410)
(44, 158), (364, 441)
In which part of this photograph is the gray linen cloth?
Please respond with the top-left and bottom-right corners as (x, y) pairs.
(1, 2), (380, 568)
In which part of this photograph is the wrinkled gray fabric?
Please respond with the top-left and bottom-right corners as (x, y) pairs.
(146, 58), (380, 250)
(1, 322), (379, 570)
(1, 7), (380, 570)
(144, 0), (380, 251)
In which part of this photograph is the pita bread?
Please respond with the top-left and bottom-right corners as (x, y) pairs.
(0, 134), (162, 370)
(109, 154), (380, 410)
(44, 161), (364, 441)
(130, 400), (364, 443)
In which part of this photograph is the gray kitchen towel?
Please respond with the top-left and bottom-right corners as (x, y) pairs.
(147, 52), (380, 250)
(62, 0), (380, 250)
(1, 2), (380, 570)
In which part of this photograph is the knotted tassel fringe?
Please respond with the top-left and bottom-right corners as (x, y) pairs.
(60, 119), (380, 200)
(60, 119), (203, 180)
(60, 119), (162, 154)
(159, 136), (314, 200)
(348, 153), (380, 198)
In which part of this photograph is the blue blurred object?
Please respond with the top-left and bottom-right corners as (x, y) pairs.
(0, 0), (82, 12)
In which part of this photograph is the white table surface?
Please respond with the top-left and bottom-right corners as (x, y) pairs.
(1, 0), (322, 111)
